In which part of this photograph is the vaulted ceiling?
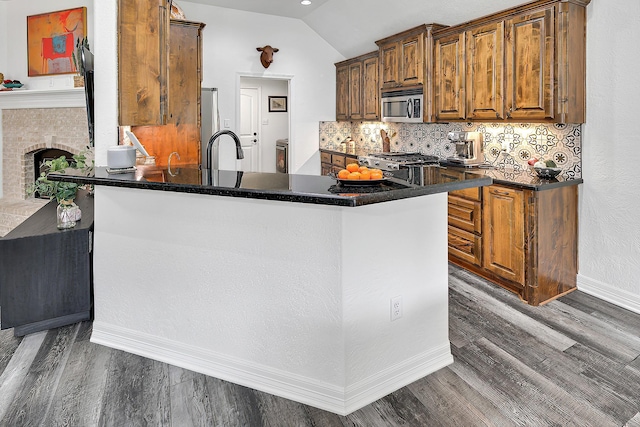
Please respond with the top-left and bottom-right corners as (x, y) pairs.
(184, 0), (529, 58)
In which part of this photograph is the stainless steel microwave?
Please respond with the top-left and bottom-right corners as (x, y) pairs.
(381, 88), (424, 123)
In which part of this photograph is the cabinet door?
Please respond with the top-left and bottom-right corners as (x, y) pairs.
(130, 20), (204, 167)
(505, 8), (555, 121)
(380, 42), (400, 89)
(482, 185), (525, 285)
(363, 56), (380, 120)
(434, 32), (466, 121)
(467, 22), (505, 120)
(118, 0), (170, 126)
(336, 64), (349, 121)
(400, 33), (424, 86)
(349, 62), (363, 120)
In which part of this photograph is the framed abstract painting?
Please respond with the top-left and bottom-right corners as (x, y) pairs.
(27, 7), (87, 76)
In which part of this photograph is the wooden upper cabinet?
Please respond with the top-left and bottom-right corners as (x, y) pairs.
(349, 61), (364, 120)
(467, 22), (505, 120)
(434, 32), (466, 121)
(362, 55), (380, 120)
(118, 0), (170, 126)
(432, 0), (588, 124)
(505, 8), (555, 121)
(130, 19), (205, 167)
(335, 51), (379, 121)
(482, 185), (525, 286)
(335, 64), (349, 121)
(379, 29), (424, 89)
(376, 25), (433, 90)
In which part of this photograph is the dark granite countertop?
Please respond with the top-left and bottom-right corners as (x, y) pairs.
(48, 165), (492, 207)
(439, 162), (583, 191)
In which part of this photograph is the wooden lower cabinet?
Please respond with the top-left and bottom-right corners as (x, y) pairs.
(320, 149), (357, 175)
(448, 181), (579, 306)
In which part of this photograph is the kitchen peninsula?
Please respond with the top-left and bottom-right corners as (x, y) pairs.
(49, 165), (491, 415)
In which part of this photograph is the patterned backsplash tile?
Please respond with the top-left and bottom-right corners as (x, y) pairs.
(319, 121), (582, 179)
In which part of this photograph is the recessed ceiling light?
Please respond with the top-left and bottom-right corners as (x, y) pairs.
(301, 0), (311, 5)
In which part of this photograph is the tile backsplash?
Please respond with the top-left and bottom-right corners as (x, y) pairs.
(319, 121), (582, 179)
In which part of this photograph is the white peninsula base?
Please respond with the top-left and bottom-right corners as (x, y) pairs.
(90, 186), (452, 415)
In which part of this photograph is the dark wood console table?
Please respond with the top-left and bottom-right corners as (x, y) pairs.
(0, 191), (94, 336)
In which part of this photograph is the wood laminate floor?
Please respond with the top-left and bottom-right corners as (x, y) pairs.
(1, 265), (640, 426)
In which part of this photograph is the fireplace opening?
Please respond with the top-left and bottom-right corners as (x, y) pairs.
(33, 148), (73, 199)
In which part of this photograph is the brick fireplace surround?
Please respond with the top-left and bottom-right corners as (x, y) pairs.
(0, 89), (89, 236)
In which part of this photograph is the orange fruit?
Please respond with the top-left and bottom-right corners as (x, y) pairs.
(370, 171), (383, 180)
(346, 163), (360, 173)
(337, 169), (350, 179)
(347, 172), (361, 180)
(371, 168), (383, 175)
(358, 166), (369, 173)
(360, 170), (371, 180)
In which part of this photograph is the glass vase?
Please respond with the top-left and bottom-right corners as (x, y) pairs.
(57, 200), (79, 229)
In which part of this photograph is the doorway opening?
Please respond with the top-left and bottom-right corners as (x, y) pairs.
(239, 76), (290, 173)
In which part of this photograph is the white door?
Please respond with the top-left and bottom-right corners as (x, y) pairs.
(239, 88), (260, 172)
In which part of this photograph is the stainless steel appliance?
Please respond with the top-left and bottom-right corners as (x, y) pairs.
(276, 139), (288, 173)
(446, 131), (485, 166)
(381, 88), (423, 123)
(358, 152), (439, 185)
(201, 88), (220, 167)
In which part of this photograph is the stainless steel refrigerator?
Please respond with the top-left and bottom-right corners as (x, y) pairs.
(201, 88), (220, 167)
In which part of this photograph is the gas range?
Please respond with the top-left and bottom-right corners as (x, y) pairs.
(357, 152), (440, 171)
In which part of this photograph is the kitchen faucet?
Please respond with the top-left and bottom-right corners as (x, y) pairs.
(206, 130), (244, 172)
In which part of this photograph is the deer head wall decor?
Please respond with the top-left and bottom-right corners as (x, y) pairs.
(257, 45), (279, 68)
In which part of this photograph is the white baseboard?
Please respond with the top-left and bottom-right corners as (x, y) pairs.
(90, 321), (452, 416)
(577, 274), (640, 315)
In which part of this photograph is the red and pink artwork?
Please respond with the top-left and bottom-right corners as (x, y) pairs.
(27, 7), (87, 76)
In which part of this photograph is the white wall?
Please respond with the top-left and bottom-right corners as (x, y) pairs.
(577, 0), (640, 312)
(0, 2), (7, 74)
(241, 77), (288, 173)
(179, 2), (343, 174)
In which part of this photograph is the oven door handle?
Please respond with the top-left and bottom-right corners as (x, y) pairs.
(407, 99), (413, 118)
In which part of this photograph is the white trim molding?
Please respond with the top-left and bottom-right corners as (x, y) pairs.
(0, 88), (85, 110)
(91, 321), (452, 416)
(578, 274), (640, 315)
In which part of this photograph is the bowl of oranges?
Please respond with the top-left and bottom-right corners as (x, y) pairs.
(332, 162), (389, 185)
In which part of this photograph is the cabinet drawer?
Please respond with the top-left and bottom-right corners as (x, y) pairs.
(448, 195), (481, 234)
(320, 152), (332, 164)
(448, 225), (482, 267)
(441, 169), (482, 201)
(332, 155), (346, 168)
(451, 186), (481, 201)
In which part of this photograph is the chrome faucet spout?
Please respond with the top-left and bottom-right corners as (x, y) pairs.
(206, 130), (244, 171)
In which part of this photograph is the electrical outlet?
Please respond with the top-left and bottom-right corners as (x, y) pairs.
(391, 296), (402, 321)
(223, 119), (231, 128)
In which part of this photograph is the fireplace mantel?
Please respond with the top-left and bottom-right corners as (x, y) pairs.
(0, 88), (85, 110)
